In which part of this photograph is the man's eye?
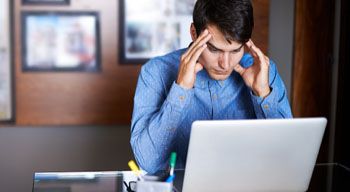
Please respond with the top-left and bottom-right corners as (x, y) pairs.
(208, 47), (219, 52)
(231, 48), (242, 54)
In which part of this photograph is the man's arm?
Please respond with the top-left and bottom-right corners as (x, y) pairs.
(249, 59), (293, 118)
(131, 30), (212, 174)
(234, 40), (292, 118)
(131, 61), (194, 174)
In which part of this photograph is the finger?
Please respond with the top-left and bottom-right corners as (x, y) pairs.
(180, 43), (207, 74)
(188, 43), (207, 67)
(246, 40), (259, 57)
(245, 40), (253, 50)
(246, 40), (266, 66)
(186, 32), (211, 59)
(245, 40), (257, 58)
(194, 62), (204, 73)
(264, 56), (270, 66)
(184, 29), (209, 58)
(192, 29), (210, 48)
(182, 34), (210, 68)
(233, 63), (245, 76)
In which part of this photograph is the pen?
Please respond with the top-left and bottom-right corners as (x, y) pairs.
(128, 160), (144, 181)
(166, 152), (177, 182)
(165, 173), (175, 183)
(169, 152), (177, 176)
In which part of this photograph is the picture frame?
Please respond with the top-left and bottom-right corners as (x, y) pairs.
(22, 0), (70, 5)
(119, 0), (195, 64)
(0, 0), (14, 122)
(21, 11), (101, 72)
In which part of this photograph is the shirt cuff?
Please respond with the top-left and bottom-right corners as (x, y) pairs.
(165, 81), (194, 112)
(250, 87), (279, 118)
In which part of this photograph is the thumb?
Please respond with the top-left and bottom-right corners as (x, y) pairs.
(233, 63), (245, 75)
(194, 63), (204, 73)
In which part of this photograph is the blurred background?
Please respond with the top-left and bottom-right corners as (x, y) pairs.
(0, 0), (348, 191)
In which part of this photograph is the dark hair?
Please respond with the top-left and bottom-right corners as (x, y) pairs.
(193, 0), (254, 44)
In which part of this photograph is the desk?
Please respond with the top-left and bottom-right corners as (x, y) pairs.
(307, 163), (350, 191)
(32, 163), (349, 192)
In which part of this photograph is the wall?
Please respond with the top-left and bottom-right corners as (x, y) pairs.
(12, 0), (270, 126)
(15, 0), (140, 125)
(268, 0), (295, 99)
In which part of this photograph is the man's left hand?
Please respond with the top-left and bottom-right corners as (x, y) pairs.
(233, 39), (271, 98)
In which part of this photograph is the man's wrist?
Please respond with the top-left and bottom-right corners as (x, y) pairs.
(176, 80), (193, 90)
(253, 87), (271, 98)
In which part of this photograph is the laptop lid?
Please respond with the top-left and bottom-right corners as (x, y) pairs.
(182, 118), (327, 192)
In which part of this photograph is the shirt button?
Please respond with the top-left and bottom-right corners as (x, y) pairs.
(220, 81), (224, 86)
(263, 104), (269, 109)
(179, 96), (185, 100)
(212, 94), (217, 100)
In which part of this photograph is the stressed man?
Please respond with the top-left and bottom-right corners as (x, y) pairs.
(131, 0), (292, 174)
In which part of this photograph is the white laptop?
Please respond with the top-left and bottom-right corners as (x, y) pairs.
(182, 118), (327, 192)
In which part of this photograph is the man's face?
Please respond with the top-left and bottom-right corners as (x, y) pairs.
(196, 25), (245, 81)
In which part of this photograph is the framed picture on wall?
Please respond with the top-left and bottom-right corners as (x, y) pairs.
(21, 11), (101, 72)
(119, 0), (195, 64)
(22, 0), (70, 5)
(0, 0), (14, 122)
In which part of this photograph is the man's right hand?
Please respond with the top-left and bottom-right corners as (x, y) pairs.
(176, 29), (212, 89)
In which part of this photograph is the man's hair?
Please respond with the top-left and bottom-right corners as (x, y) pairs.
(193, 0), (254, 44)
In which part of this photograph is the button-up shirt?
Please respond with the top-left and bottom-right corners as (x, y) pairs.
(131, 48), (292, 174)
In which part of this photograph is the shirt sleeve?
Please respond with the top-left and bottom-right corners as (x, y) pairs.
(250, 60), (293, 119)
(130, 60), (193, 174)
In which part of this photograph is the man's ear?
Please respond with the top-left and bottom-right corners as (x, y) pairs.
(190, 23), (198, 41)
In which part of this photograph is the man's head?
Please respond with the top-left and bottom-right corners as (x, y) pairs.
(191, 0), (254, 80)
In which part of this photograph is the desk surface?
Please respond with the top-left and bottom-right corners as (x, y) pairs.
(33, 163), (350, 192)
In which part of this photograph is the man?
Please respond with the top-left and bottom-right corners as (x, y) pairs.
(131, 0), (292, 174)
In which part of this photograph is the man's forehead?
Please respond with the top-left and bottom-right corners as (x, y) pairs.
(206, 25), (242, 50)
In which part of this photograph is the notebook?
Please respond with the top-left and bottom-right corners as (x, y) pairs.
(182, 118), (327, 192)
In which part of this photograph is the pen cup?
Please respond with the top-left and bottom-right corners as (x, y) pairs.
(136, 181), (172, 192)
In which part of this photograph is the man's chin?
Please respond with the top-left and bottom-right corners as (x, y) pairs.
(208, 73), (230, 81)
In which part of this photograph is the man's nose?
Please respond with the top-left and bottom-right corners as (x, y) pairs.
(219, 52), (230, 70)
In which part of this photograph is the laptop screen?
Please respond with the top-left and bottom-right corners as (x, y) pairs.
(32, 171), (123, 192)
(182, 118), (327, 192)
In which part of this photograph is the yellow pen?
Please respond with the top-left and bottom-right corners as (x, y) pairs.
(128, 160), (144, 181)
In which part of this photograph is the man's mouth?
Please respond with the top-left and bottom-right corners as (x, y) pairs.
(213, 70), (228, 75)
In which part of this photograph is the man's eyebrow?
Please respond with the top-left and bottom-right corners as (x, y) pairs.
(234, 44), (244, 52)
(206, 42), (223, 51)
(207, 42), (243, 52)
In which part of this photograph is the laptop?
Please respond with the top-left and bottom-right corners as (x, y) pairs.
(182, 118), (327, 192)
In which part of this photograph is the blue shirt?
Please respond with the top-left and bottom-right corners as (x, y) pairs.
(131, 48), (292, 174)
